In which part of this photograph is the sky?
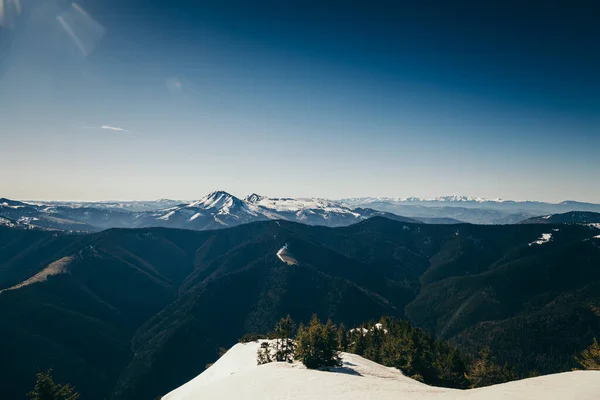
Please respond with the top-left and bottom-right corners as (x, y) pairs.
(0, 0), (598, 202)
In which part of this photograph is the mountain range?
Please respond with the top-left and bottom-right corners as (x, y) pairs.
(1, 218), (599, 399)
(0, 192), (423, 232)
(3, 192), (600, 231)
(342, 197), (600, 224)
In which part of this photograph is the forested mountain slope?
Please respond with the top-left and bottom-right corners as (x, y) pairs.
(0, 218), (598, 399)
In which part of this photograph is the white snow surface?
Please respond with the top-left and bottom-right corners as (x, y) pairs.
(249, 195), (359, 216)
(163, 341), (600, 400)
(276, 244), (298, 265)
(158, 211), (176, 221)
(189, 213), (202, 221)
(529, 233), (552, 246)
(0, 217), (15, 227)
(341, 195), (507, 205)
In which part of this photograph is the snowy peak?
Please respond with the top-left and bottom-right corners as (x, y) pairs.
(188, 191), (243, 210)
(147, 192), (402, 229)
(244, 193), (265, 203)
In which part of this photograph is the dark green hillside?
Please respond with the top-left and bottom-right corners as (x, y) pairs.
(0, 227), (208, 400)
(521, 211), (600, 224)
(0, 219), (599, 399)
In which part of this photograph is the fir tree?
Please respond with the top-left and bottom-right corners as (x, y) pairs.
(27, 369), (79, 400)
(575, 337), (600, 370)
(294, 314), (342, 369)
(348, 327), (367, 355)
(274, 315), (295, 362)
(347, 317), (469, 389)
(256, 341), (273, 365)
(465, 347), (515, 388)
(337, 323), (348, 351)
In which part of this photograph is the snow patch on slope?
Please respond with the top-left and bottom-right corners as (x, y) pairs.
(276, 244), (298, 265)
(529, 233), (552, 246)
(158, 211), (176, 221)
(189, 213), (202, 221)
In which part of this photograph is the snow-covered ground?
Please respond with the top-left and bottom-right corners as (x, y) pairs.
(529, 233), (552, 246)
(163, 341), (600, 400)
(276, 244), (298, 265)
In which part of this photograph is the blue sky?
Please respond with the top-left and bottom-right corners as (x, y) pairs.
(0, 0), (598, 202)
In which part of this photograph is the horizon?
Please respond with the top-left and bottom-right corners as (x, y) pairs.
(1, 1), (598, 203)
(7, 190), (600, 205)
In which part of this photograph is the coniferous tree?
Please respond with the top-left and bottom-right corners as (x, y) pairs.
(27, 369), (79, 400)
(257, 341), (273, 365)
(323, 319), (342, 367)
(294, 314), (342, 369)
(274, 315), (295, 362)
(345, 317), (469, 389)
(337, 323), (348, 352)
(465, 347), (515, 388)
(348, 327), (367, 355)
(575, 337), (600, 370)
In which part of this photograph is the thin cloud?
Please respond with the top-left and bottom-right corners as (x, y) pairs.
(101, 125), (128, 132)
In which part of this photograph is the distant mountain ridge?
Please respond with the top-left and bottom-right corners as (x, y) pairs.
(342, 195), (600, 207)
(520, 211), (600, 224)
(146, 191), (420, 230)
(3, 193), (600, 230)
(0, 192), (418, 232)
(341, 196), (600, 224)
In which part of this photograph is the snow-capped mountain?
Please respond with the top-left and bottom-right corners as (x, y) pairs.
(145, 191), (417, 230)
(39, 198), (184, 212)
(0, 192), (422, 231)
(3, 192), (600, 231)
(147, 191), (265, 230)
(343, 195), (508, 204)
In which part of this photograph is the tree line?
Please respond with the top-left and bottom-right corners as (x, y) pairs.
(245, 315), (600, 389)
(24, 322), (600, 398)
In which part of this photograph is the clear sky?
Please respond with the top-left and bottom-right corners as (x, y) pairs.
(1, 0), (598, 202)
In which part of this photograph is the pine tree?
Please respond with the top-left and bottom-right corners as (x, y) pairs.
(256, 341), (273, 365)
(323, 319), (342, 367)
(294, 314), (342, 369)
(575, 337), (600, 370)
(337, 323), (348, 351)
(27, 369), (80, 400)
(347, 325), (368, 356)
(274, 315), (295, 362)
(465, 347), (514, 388)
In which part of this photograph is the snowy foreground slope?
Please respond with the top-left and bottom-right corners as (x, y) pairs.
(163, 341), (600, 400)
